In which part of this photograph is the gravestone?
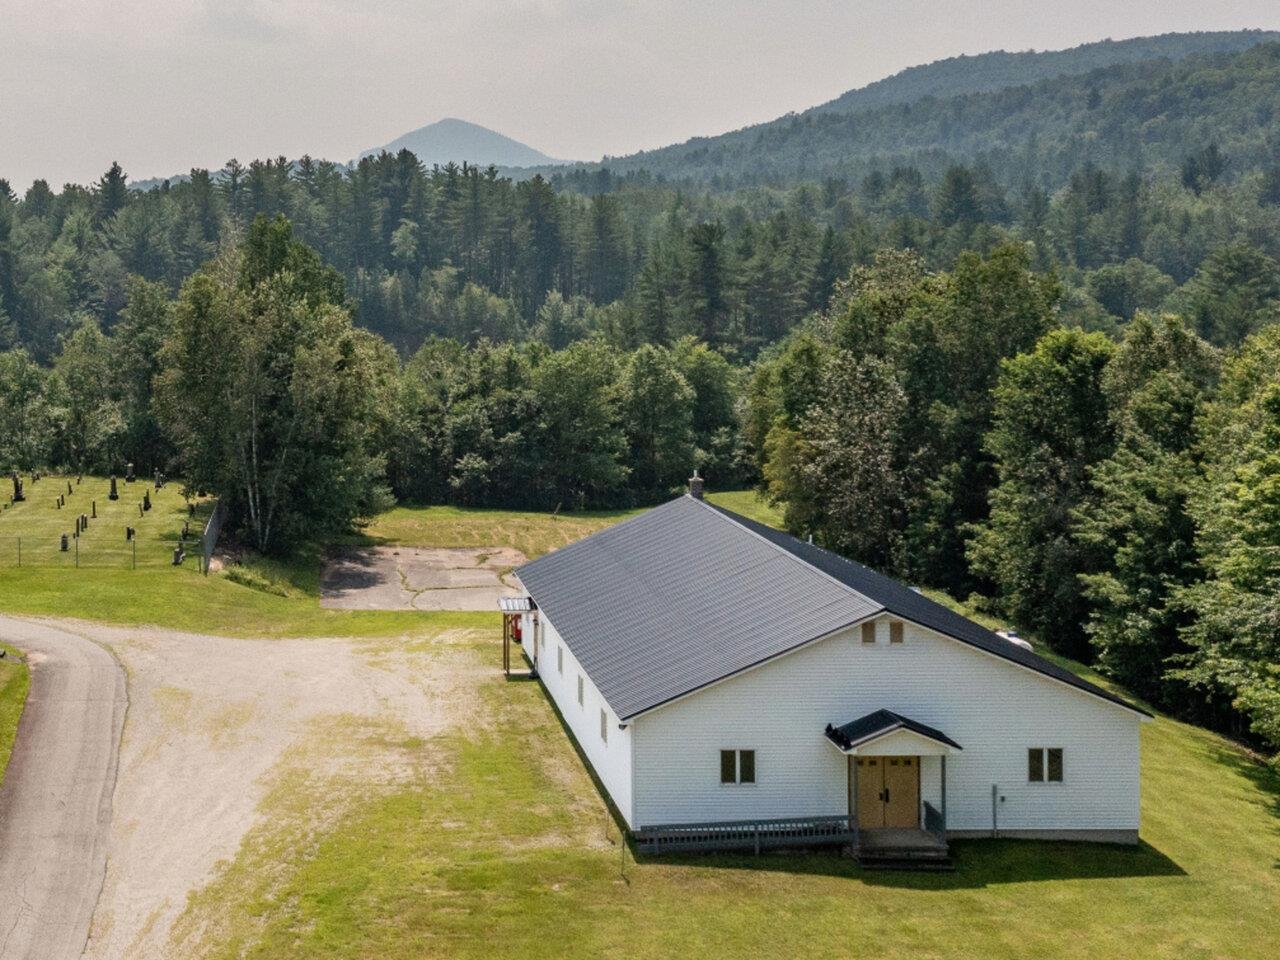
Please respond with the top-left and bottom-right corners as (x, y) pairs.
(125, 462), (135, 483)
(143, 491), (151, 511)
(172, 546), (184, 566)
(125, 527), (134, 541)
(66, 481), (72, 495)
(108, 476), (119, 501)
(61, 534), (69, 552)
(91, 501), (97, 519)
(11, 473), (24, 503)
(56, 497), (61, 510)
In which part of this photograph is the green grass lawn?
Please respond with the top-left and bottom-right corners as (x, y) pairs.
(171, 636), (1280, 960)
(0, 641), (30, 789)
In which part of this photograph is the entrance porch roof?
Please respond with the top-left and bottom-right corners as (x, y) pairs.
(824, 709), (962, 755)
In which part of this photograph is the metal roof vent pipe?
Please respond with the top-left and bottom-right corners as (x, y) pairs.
(688, 470), (704, 500)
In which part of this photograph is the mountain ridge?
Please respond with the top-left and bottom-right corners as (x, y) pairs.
(539, 29), (1280, 185)
(356, 117), (566, 168)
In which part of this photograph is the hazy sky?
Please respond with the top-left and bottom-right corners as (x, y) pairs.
(4, 0), (1280, 191)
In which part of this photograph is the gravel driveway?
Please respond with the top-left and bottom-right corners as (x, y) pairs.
(0, 616), (486, 960)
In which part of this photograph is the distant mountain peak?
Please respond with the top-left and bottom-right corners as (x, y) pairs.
(357, 118), (566, 169)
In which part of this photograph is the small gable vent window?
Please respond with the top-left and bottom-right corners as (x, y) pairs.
(1029, 747), (1064, 783)
(600, 709), (608, 744)
(557, 645), (563, 675)
(577, 675), (584, 707)
(889, 621), (904, 644)
(861, 622), (877, 644)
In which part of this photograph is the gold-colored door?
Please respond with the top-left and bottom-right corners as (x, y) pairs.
(883, 756), (920, 828)
(855, 757), (884, 828)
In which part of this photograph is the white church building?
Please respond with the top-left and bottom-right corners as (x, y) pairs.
(504, 484), (1149, 863)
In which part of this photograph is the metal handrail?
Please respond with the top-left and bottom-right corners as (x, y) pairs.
(635, 814), (856, 855)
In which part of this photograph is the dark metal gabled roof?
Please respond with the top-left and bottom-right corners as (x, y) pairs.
(825, 709), (962, 752)
(516, 495), (1150, 721)
(515, 496), (881, 720)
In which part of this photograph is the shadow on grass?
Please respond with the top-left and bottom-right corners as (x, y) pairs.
(647, 837), (1184, 889)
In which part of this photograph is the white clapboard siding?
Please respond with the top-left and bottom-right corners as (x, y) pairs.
(530, 612), (633, 825)
(629, 617), (1141, 832)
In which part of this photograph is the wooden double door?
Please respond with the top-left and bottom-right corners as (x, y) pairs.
(855, 755), (920, 829)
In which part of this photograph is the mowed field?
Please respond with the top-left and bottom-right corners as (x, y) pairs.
(0, 489), (1277, 958)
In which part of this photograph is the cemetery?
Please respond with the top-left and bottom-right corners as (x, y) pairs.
(0, 471), (214, 569)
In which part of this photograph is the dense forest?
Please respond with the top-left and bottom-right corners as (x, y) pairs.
(4, 34), (1280, 763)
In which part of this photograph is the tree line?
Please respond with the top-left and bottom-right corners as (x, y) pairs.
(748, 243), (1280, 760)
(1, 217), (742, 550)
(5, 132), (1280, 368)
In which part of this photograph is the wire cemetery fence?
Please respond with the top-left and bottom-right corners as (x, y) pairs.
(3, 534), (140, 568)
(0, 533), (205, 569)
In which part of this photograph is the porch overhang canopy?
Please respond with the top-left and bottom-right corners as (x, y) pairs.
(498, 596), (535, 613)
(825, 709), (962, 756)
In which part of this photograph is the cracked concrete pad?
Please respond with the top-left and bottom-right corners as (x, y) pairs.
(320, 546), (525, 611)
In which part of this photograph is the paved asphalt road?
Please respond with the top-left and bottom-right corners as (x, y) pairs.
(0, 617), (126, 960)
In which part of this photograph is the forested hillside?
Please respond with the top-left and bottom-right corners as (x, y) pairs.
(4, 32), (1280, 763)
(810, 30), (1280, 115)
(562, 37), (1280, 189)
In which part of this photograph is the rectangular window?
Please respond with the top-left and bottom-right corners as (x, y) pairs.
(720, 749), (756, 784)
(557, 645), (563, 675)
(1029, 747), (1064, 782)
(600, 709), (608, 744)
(861, 622), (877, 644)
(1047, 748), (1063, 782)
(720, 749), (736, 784)
(577, 675), (584, 707)
(889, 621), (904, 644)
